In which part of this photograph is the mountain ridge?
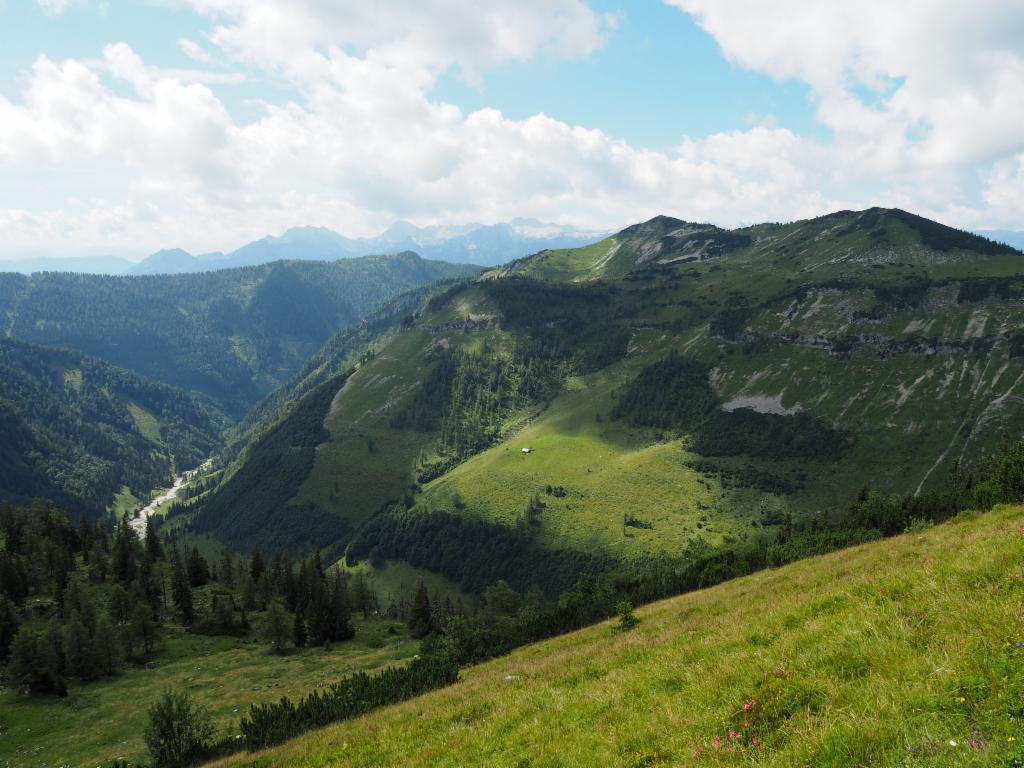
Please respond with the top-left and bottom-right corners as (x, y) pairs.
(0, 252), (480, 418)
(182, 207), (1024, 577)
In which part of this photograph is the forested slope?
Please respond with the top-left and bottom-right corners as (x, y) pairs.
(0, 253), (480, 417)
(0, 338), (220, 515)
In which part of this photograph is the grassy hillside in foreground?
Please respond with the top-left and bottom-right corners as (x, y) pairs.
(0, 615), (419, 768)
(213, 505), (1024, 768)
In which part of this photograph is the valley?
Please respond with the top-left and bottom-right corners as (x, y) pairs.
(183, 209), (1024, 589)
(3, 207), (1024, 768)
(6, 7), (1023, 767)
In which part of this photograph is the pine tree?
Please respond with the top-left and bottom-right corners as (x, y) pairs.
(8, 626), (64, 695)
(111, 516), (139, 584)
(292, 605), (307, 648)
(108, 584), (134, 625)
(143, 516), (163, 563)
(408, 581), (433, 639)
(219, 548), (235, 588)
(0, 595), (19, 661)
(170, 548), (194, 625)
(249, 548), (265, 582)
(306, 575), (329, 646)
(263, 598), (291, 654)
(351, 573), (377, 619)
(130, 602), (158, 655)
(63, 616), (101, 680)
(144, 689), (214, 768)
(328, 571), (355, 641)
(186, 547), (210, 587)
(93, 614), (123, 675)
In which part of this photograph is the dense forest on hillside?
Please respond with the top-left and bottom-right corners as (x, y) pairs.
(0, 254), (479, 417)
(0, 339), (220, 515)
(187, 376), (350, 556)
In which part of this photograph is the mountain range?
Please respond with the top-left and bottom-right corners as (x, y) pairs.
(0, 219), (607, 276)
(5, 206), (1024, 768)
(0, 252), (480, 420)
(180, 208), (1024, 570)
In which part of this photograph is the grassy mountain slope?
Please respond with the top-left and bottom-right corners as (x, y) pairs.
(0, 338), (220, 515)
(214, 504), (1024, 768)
(192, 208), (1024, 585)
(0, 253), (480, 418)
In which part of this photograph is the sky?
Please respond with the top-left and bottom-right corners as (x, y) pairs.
(0, 0), (1023, 259)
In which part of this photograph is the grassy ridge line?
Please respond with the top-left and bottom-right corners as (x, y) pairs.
(212, 505), (1024, 767)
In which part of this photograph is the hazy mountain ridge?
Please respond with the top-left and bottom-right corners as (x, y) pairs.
(0, 253), (481, 417)
(0, 221), (605, 276)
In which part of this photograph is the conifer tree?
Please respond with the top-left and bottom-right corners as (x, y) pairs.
(93, 613), (123, 675)
(130, 602), (158, 655)
(143, 516), (163, 563)
(186, 547), (210, 587)
(249, 548), (265, 582)
(0, 595), (19, 661)
(170, 547), (194, 625)
(263, 598), (291, 654)
(112, 516), (139, 584)
(328, 571), (355, 641)
(408, 581), (433, 639)
(63, 616), (100, 680)
(219, 548), (235, 589)
(292, 605), (307, 648)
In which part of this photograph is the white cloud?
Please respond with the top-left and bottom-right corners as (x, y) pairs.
(35, 0), (75, 16)
(1, 0), (1022, 259)
(178, 38), (217, 66)
(669, 0), (1024, 225)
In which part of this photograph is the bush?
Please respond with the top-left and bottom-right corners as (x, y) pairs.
(616, 600), (639, 632)
(144, 689), (215, 768)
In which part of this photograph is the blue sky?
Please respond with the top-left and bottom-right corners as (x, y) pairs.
(1, 1), (820, 150)
(0, 1), (1021, 258)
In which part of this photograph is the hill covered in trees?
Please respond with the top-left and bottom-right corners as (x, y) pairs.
(0, 339), (220, 516)
(185, 208), (1024, 592)
(0, 253), (481, 418)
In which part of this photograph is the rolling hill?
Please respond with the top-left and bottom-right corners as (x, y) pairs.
(185, 208), (1024, 589)
(212, 504), (1024, 767)
(0, 253), (480, 418)
(0, 338), (221, 516)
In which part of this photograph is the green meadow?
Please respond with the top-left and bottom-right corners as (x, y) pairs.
(213, 504), (1024, 768)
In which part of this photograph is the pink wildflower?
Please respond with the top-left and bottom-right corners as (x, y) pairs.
(712, 735), (722, 749)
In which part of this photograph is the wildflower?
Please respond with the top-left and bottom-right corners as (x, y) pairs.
(742, 721), (750, 729)
(742, 699), (756, 711)
(958, 696), (966, 702)
(711, 735), (722, 749)
(752, 737), (760, 746)
(728, 729), (738, 741)
(949, 740), (958, 747)
(1009, 736), (1017, 742)
(1016, 642), (1024, 647)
